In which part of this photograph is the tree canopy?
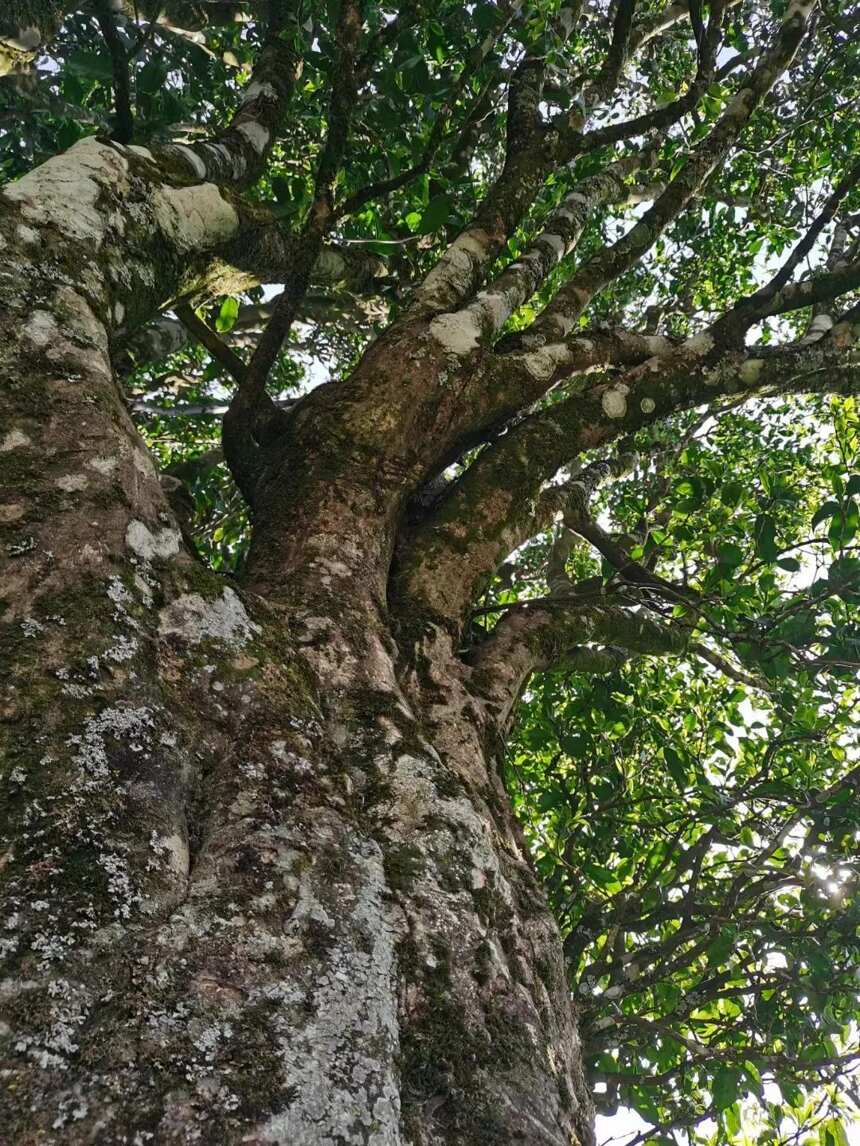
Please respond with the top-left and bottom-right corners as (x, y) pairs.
(3, 1), (860, 1143)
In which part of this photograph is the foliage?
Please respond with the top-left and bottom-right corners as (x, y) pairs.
(508, 395), (860, 1143)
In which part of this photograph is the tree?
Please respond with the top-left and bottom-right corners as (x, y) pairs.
(1, 1), (859, 1143)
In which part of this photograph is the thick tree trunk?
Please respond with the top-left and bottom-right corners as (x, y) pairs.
(1, 139), (592, 1143)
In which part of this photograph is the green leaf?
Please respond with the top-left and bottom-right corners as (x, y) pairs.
(721, 481), (744, 507)
(417, 194), (452, 234)
(829, 501), (859, 548)
(812, 500), (840, 528)
(712, 1066), (742, 1111)
(821, 1120), (849, 1146)
(778, 1077), (803, 1108)
(754, 514), (779, 562)
(742, 1060), (762, 1089)
(717, 542), (745, 569)
(663, 745), (689, 787)
(215, 297), (240, 333)
(723, 1100), (742, 1136)
(706, 928), (735, 967)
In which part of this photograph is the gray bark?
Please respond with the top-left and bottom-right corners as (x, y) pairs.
(0, 133), (591, 1145)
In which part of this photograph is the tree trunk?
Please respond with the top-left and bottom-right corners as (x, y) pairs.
(1, 140), (592, 1144)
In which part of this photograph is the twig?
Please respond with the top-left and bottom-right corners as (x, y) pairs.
(174, 302), (248, 385)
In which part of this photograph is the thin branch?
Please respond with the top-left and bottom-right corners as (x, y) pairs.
(220, 1), (365, 499)
(583, 0), (638, 108)
(94, 0), (135, 144)
(712, 157), (860, 340)
(174, 303), (248, 384)
(531, 0), (812, 345)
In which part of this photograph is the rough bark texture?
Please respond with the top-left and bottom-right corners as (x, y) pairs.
(0, 135), (591, 1145)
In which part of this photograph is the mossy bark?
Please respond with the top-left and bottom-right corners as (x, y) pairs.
(0, 136), (592, 1144)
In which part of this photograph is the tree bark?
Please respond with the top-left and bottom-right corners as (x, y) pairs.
(1, 136), (592, 1144)
(0, 1), (250, 75)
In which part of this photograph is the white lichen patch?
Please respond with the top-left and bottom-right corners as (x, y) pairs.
(88, 454), (119, 475)
(168, 143), (207, 179)
(521, 342), (573, 381)
(0, 502), (25, 523)
(803, 313), (834, 341)
(644, 335), (672, 355)
(132, 448), (156, 477)
(13, 979), (91, 1071)
(471, 289), (512, 335)
(549, 314), (575, 338)
(24, 309), (58, 348)
(2, 136), (128, 246)
(151, 182), (240, 254)
(601, 384), (630, 419)
(0, 429), (31, 452)
(125, 519), (181, 561)
(429, 311), (482, 357)
(537, 231), (566, 261)
(251, 836), (403, 1145)
(243, 80), (277, 103)
(104, 634), (138, 663)
(158, 587), (260, 646)
(107, 575), (137, 624)
(68, 705), (154, 780)
(684, 332), (715, 356)
(313, 247), (348, 284)
(236, 120), (270, 155)
(149, 831), (190, 878)
(640, 397), (656, 413)
(15, 223), (40, 246)
(417, 228), (493, 309)
(56, 473), (88, 492)
(739, 358), (764, 385)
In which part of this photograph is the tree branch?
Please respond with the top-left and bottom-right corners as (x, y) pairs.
(94, 0), (135, 144)
(527, 0), (810, 346)
(174, 302), (247, 384)
(427, 148), (655, 354)
(220, 0), (365, 499)
(157, 2), (303, 187)
(470, 600), (688, 725)
(393, 300), (859, 634)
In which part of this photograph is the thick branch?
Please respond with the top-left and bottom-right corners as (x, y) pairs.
(425, 150), (652, 355)
(394, 304), (859, 632)
(156, 6), (303, 187)
(470, 601), (688, 725)
(406, 5), (585, 317)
